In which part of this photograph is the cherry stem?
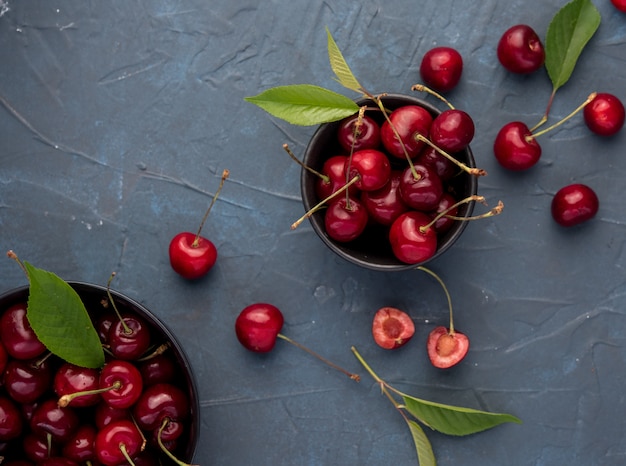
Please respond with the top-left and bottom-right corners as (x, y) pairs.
(136, 342), (170, 362)
(119, 443), (137, 466)
(411, 84), (455, 110)
(344, 106), (367, 202)
(6, 250), (28, 276)
(416, 267), (455, 334)
(193, 169), (230, 248)
(57, 381), (122, 408)
(418, 195), (504, 234)
(529, 92), (597, 141)
(278, 333), (360, 382)
(291, 175), (361, 230)
(283, 144), (328, 183)
(415, 134), (487, 177)
(106, 272), (132, 335)
(157, 418), (199, 466)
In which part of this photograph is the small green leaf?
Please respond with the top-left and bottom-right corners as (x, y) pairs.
(244, 84), (359, 126)
(407, 420), (437, 466)
(24, 262), (105, 369)
(545, 0), (601, 92)
(326, 27), (362, 93)
(402, 394), (522, 436)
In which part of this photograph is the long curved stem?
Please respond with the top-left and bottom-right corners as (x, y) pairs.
(193, 169), (230, 247)
(416, 267), (454, 334)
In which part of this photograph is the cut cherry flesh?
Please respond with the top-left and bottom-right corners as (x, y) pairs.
(372, 307), (415, 350)
(427, 326), (470, 369)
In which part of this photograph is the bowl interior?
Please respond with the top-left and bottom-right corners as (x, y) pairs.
(301, 94), (478, 271)
(0, 282), (200, 463)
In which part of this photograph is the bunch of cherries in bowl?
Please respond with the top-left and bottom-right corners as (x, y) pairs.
(0, 283), (198, 466)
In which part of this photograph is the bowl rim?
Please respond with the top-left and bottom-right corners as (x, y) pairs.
(0, 281), (200, 463)
(300, 93), (479, 272)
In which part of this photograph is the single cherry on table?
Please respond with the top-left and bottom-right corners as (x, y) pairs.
(497, 24), (545, 74)
(419, 46), (464, 93)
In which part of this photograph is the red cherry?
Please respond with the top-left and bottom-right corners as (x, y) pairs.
(62, 424), (97, 463)
(430, 193), (459, 234)
(30, 398), (80, 444)
(345, 149), (391, 192)
(139, 353), (178, 386)
(94, 403), (130, 429)
(583, 92), (625, 136)
(54, 363), (100, 408)
(419, 46), (463, 93)
(371, 307), (415, 350)
(235, 303), (284, 353)
(418, 146), (458, 181)
(361, 171), (409, 226)
(497, 24), (545, 74)
(429, 109), (475, 153)
(95, 419), (144, 466)
(551, 183), (599, 227)
(23, 432), (58, 462)
(398, 164), (444, 212)
(0, 395), (24, 441)
(108, 314), (151, 360)
(99, 360), (144, 409)
(324, 196), (369, 243)
(0, 303), (46, 360)
(612, 0), (626, 12)
(132, 383), (189, 432)
(315, 155), (359, 200)
(427, 326), (469, 369)
(0, 340), (8, 375)
(381, 105), (433, 159)
(169, 232), (217, 280)
(337, 113), (381, 152)
(4, 357), (53, 404)
(493, 121), (541, 171)
(388, 211), (438, 264)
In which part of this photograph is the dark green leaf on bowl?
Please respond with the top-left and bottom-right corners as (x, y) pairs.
(24, 262), (105, 369)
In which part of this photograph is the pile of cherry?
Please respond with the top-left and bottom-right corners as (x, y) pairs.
(313, 100), (480, 265)
(0, 301), (192, 466)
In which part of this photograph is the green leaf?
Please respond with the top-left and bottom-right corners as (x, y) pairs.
(244, 84), (359, 126)
(326, 27), (362, 93)
(24, 262), (105, 369)
(402, 394), (522, 436)
(545, 0), (601, 92)
(407, 420), (437, 466)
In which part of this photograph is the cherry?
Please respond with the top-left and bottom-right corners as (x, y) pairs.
(493, 121), (541, 171)
(95, 419), (144, 466)
(551, 183), (599, 227)
(95, 402), (130, 429)
(30, 398), (80, 444)
(612, 0), (626, 12)
(95, 312), (116, 344)
(380, 105), (433, 160)
(0, 395), (24, 441)
(430, 193), (459, 234)
(139, 353), (178, 386)
(23, 431), (58, 462)
(324, 196), (369, 243)
(315, 155), (359, 200)
(38, 459), (79, 466)
(583, 92), (625, 136)
(360, 171), (409, 226)
(108, 313), (151, 361)
(133, 383), (189, 432)
(398, 164), (444, 212)
(388, 211), (438, 264)
(0, 303), (47, 360)
(337, 113), (381, 152)
(419, 46), (463, 93)
(371, 307), (415, 350)
(0, 340), (8, 374)
(429, 109), (475, 153)
(418, 145), (458, 181)
(345, 149), (391, 192)
(53, 363), (100, 408)
(427, 326), (470, 369)
(497, 24), (545, 74)
(235, 303), (360, 381)
(62, 424), (97, 463)
(169, 169), (229, 279)
(98, 360), (144, 409)
(4, 357), (53, 404)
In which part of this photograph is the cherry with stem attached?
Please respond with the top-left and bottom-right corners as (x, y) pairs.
(169, 169), (230, 279)
(235, 303), (360, 382)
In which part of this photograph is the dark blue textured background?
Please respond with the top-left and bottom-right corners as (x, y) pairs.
(2, 1), (626, 465)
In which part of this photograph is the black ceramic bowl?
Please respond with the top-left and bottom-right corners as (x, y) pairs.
(0, 281), (199, 464)
(300, 93), (478, 271)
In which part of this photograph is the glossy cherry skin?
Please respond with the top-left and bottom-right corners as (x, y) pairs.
(4, 357), (53, 404)
(54, 363), (100, 407)
(23, 431), (59, 461)
(381, 105), (433, 159)
(315, 155), (359, 200)
(612, 0), (626, 12)
(430, 192), (459, 234)
(430, 109), (475, 152)
(38, 459), (79, 466)
(235, 303), (284, 353)
(99, 360), (144, 409)
(418, 146), (457, 181)
(0, 303), (46, 360)
(30, 398), (80, 444)
(0, 340), (8, 375)
(324, 196), (369, 243)
(94, 403), (130, 429)
(493, 121), (541, 171)
(398, 164), (444, 212)
(551, 183), (599, 227)
(345, 149), (391, 192)
(337, 113), (381, 152)
(361, 171), (409, 226)
(139, 353), (178, 386)
(169, 231), (217, 279)
(583, 93), (625, 136)
(108, 314), (151, 360)
(95, 419), (144, 466)
(372, 307), (415, 350)
(427, 326), (470, 369)
(0, 395), (24, 441)
(388, 211), (438, 264)
(419, 46), (463, 92)
(497, 24), (545, 74)
(62, 424), (97, 463)
(133, 383), (189, 431)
